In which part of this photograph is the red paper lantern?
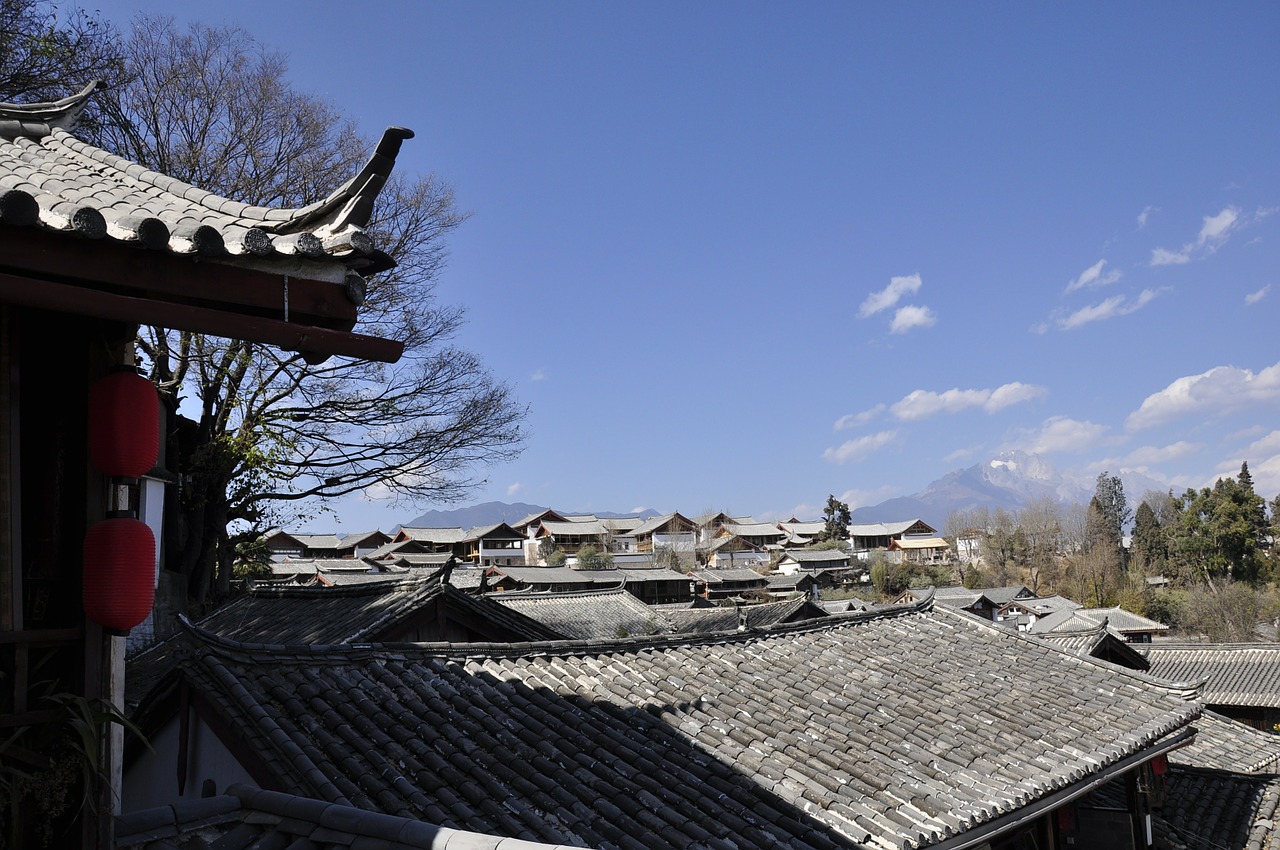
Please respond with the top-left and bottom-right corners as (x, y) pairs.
(89, 370), (158, 477)
(83, 517), (156, 634)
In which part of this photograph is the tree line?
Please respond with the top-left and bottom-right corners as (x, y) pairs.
(941, 464), (1279, 640)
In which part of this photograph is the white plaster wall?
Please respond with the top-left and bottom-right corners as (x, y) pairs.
(122, 713), (254, 812)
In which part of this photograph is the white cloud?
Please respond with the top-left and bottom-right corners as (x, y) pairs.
(1006, 416), (1110, 455)
(1137, 206), (1157, 229)
(837, 485), (899, 510)
(834, 404), (885, 431)
(1245, 285), (1271, 306)
(1247, 430), (1280, 456)
(1120, 441), (1201, 466)
(889, 382), (1046, 421)
(859, 274), (921, 318)
(530, 369), (547, 381)
(1057, 288), (1161, 330)
(1247, 454), (1280, 499)
(1127, 361), (1280, 430)
(1211, 452), (1280, 500)
(944, 445), (981, 464)
(1198, 206), (1240, 246)
(1150, 247), (1191, 266)
(1065, 259), (1122, 294)
(506, 482), (525, 497)
(890, 304), (937, 334)
(987, 382), (1050, 412)
(1150, 206), (1240, 266)
(823, 430), (898, 464)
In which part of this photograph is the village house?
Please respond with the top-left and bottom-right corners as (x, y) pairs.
(774, 547), (853, 575)
(778, 518), (826, 546)
(261, 529), (391, 561)
(716, 519), (788, 549)
(849, 518), (938, 552)
(903, 584), (1037, 620)
(628, 511), (698, 557)
(701, 534), (770, 570)
(886, 533), (952, 565)
(688, 566), (772, 601)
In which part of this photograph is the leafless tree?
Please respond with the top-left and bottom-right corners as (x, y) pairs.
(0, 0), (124, 127)
(1019, 497), (1062, 594)
(95, 16), (525, 603)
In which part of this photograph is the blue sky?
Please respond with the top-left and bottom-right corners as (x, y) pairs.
(85, 2), (1279, 530)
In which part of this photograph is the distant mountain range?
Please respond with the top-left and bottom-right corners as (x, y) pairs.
(848, 450), (1169, 529)
(398, 451), (1169, 532)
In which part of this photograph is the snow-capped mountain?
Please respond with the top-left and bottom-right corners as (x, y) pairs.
(849, 451), (1170, 528)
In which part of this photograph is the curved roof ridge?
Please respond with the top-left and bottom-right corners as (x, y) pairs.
(931, 604), (1206, 701)
(46, 124), (411, 238)
(0, 80), (99, 134)
(177, 596), (934, 663)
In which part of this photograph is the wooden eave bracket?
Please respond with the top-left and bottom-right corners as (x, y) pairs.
(0, 270), (403, 363)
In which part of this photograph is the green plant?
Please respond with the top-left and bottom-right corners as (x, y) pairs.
(1, 691), (149, 846)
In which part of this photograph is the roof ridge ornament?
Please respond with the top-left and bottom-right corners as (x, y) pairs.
(290, 126), (415, 236)
(0, 80), (100, 138)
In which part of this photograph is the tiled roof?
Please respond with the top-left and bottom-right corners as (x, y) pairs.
(292, 533), (344, 550)
(1158, 769), (1280, 850)
(1171, 710), (1280, 774)
(889, 536), (949, 550)
(0, 84), (399, 274)
(612, 567), (692, 583)
(690, 568), (768, 583)
(397, 526), (469, 544)
(820, 599), (872, 614)
(848, 520), (930, 537)
(706, 535), (765, 553)
(116, 783), (586, 850)
(125, 575), (562, 710)
(1031, 622), (1150, 672)
(1071, 606), (1170, 634)
(461, 522), (523, 540)
(600, 516), (645, 533)
(628, 513), (695, 538)
(446, 567), (486, 590)
(273, 556), (397, 573)
(511, 509), (567, 530)
(339, 530), (391, 548)
(491, 589), (676, 640)
(387, 552), (453, 567)
(156, 602), (1201, 850)
(192, 575), (446, 644)
(1144, 643), (1280, 708)
(488, 566), (618, 586)
(780, 521), (824, 535)
(539, 519), (607, 536)
(721, 522), (785, 537)
(662, 597), (825, 634)
(365, 539), (428, 560)
(780, 548), (851, 565)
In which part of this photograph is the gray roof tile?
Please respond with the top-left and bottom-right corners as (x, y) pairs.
(154, 602), (1200, 850)
(492, 590), (675, 640)
(1144, 643), (1280, 708)
(0, 87), (401, 274)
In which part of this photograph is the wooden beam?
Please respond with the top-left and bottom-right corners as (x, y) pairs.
(0, 272), (403, 363)
(0, 228), (359, 329)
